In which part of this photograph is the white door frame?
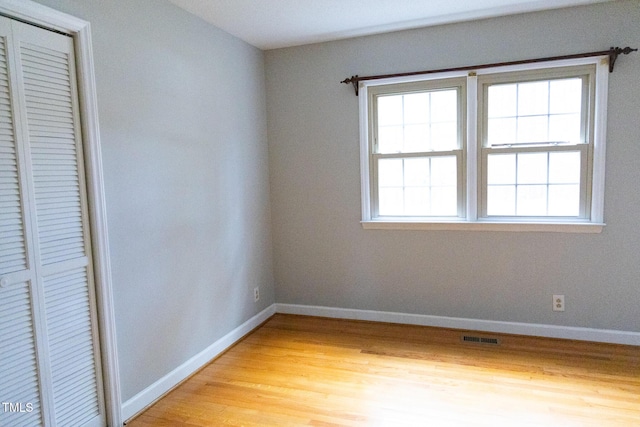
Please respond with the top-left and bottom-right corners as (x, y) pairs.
(0, 1), (122, 426)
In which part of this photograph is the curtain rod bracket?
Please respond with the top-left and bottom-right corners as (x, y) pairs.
(341, 75), (359, 95)
(609, 46), (638, 72)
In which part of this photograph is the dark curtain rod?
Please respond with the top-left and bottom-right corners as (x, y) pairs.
(341, 46), (637, 96)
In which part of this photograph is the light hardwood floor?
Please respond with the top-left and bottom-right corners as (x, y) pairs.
(126, 314), (640, 426)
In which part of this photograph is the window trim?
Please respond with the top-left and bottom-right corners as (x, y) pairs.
(359, 56), (608, 233)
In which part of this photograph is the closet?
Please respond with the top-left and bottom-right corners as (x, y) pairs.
(0, 15), (105, 427)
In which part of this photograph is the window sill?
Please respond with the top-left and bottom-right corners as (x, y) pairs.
(361, 220), (605, 233)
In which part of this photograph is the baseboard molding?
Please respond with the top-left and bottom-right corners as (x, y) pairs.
(121, 304), (277, 423)
(275, 303), (640, 346)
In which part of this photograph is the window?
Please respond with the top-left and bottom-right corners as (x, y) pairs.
(372, 79), (465, 217)
(359, 57), (608, 232)
(480, 67), (593, 219)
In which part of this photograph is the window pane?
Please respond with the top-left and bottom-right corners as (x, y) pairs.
(405, 187), (430, 215)
(379, 188), (403, 215)
(518, 81), (549, 116)
(549, 113), (581, 144)
(548, 184), (580, 216)
(517, 152), (547, 184)
(487, 185), (515, 215)
(431, 121), (457, 151)
(378, 158), (403, 187)
(431, 156), (457, 186)
(550, 78), (582, 114)
(516, 116), (548, 143)
(517, 185), (547, 216)
(378, 126), (403, 153)
(404, 93), (429, 124)
(404, 158), (430, 186)
(431, 186), (457, 216)
(404, 124), (429, 152)
(549, 151), (580, 184)
(431, 90), (457, 123)
(488, 117), (517, 145)
(488, 154), (516, 185)
(488, 84), (517, 118)
(378, 95), (402, 126)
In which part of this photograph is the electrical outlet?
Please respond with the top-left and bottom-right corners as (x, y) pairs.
(254, 287), (260, 302)
(553, 294), (565, 312)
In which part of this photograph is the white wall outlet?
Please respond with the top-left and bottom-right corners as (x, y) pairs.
(254, 287), (260, 302)
(553, 294), (565, 312)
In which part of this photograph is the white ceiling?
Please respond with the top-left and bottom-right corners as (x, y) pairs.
(167, 0), (613, 50)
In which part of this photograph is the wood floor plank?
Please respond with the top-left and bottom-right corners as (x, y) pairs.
(125, 314), (640, 426)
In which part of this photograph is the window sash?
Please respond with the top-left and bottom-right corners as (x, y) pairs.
(479, 144), (590, 219)
(373, 87), (462, 155)
(372, 150), (464, 218)
(368, 78), (466, 219)
(479, 66), (594, 149)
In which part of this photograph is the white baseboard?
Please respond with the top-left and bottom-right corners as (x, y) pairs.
(121, 304), (276, 423)
(275, 303), (640, 346)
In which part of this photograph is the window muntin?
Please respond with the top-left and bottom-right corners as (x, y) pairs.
(370, 80), (465, 218)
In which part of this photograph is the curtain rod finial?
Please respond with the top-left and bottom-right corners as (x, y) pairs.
(609, 46), (638, 72)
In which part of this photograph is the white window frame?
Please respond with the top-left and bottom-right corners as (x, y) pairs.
(359, 56), (608, 233)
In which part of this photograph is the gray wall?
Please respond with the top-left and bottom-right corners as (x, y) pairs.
(34, 0), (275, 402)
(265, 1), (640, 332)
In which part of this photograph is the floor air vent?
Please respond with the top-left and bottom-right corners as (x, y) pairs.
(461, 335), (501, 345)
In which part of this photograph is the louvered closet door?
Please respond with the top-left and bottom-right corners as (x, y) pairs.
(0, 17), (105, 427)
(0, 16), (43, 427)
